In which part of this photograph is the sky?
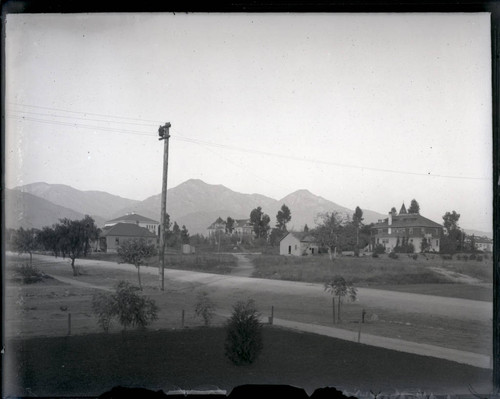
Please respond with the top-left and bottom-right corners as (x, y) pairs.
(4, 12), (493, 232)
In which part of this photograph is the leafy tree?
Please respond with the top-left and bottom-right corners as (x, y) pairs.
(441, 211), (463, 254)
(117, 238), (157, 290)
(224, 299), (263, 365)
(250, 207), (271, 239)
(324, 276), (357, 323)
(420, 237), (431, 253)
(269, 227), (286, 246)
(276, 204), (291, 231)
(92, 281), (158, 332)
(226, 217), (235, 234)
(11, 227), (39, 265)
(390, 207), (397, 215)
(352, 206), (364, 256)
(38, 226), (61, 257)
(194, 291), (216, 326)
(443, 211), (461, 232)
(408, 199), (420, 214)
(181, 225), (190, 245)
(50, 216), (99, 276)
(312, 211), (344, 261)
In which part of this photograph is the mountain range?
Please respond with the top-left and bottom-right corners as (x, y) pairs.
(4, 179), (493, 238)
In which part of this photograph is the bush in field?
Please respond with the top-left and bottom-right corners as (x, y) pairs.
(388, 251), (399, 259)
(194, 291), (216, 326)
(373, 244), (386, 255)
(224, 299), (263, 365)
(92, 292), (116, 332)
(91, 281), (158, 332)
(16, 263), (44, 284)
(412, 254), (418, 260)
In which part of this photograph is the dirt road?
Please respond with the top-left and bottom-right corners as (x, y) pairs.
(28, 253), (492, 323)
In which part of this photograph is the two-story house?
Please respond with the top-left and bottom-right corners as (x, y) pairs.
(371, 204), (443, 253)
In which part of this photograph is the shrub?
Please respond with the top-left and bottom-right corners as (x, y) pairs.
(412, 254), (418, 260)
(388, 252), (398, 259)
(476, 255), (483, 262)
(373, 244), (386, 255)
(224, 299), (263, 365)
(91, 281), (158, 332)
(371, 252), (379, 258)
(194, 291), (216, 326)
(92, 292), (116, 332)
(16, 263), (44, 284)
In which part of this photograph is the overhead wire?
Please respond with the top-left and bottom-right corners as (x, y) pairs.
(6, 103), (490, 182)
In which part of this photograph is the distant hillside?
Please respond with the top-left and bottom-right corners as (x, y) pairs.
(4, 188), (105, 230)
(113, 180), (387, 235)
(14, 182), (140, 221)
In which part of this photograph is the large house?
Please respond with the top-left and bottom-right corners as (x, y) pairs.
(371, 204), (443, 253)
(99, 223), (157, 253)
(105, 213), (160, 235)
(472, 236), (493, 252)
(207, 217), (254, 238)
(279, 231), (320, 256)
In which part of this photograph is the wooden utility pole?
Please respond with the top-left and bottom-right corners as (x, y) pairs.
(158, 122), (171, 291)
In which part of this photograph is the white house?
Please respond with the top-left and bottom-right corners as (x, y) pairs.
(279, 232), (319, 256)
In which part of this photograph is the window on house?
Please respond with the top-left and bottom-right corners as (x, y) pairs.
(288, 245), (291, 254)
(115, 238), (119, 245)
(409, 228), (413, 235)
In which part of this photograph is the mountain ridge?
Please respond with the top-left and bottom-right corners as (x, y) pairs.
(7, 179), (492, 238)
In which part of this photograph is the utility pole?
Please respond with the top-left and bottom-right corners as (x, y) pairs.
(158, 122), (171, 291)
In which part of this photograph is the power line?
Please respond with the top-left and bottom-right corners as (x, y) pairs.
(8, 108), (159, 127)
(171, 133), (490, 182)
(7, 114), (157, 137)
(7, 102), (165, 124)
(6, 106), (490, 182)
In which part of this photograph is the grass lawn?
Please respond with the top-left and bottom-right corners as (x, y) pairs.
(4, 326), (494, 398)
(250, 253), (493, 287)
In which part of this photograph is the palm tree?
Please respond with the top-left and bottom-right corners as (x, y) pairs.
(324, 276), (357, 323)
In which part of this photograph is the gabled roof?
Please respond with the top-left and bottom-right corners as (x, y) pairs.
(373, 213), (442, 229)
(234, 219), (251, 228)
(399, 203), (407, 214)
(101, 223), (157, 238)
(207, 217), (226, 230)
(280, 231), (318, 243)
(106, 213), (159, 225)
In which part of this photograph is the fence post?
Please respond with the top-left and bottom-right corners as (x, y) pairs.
(181, 309), (185, 328)
(67, 313), (71, 336)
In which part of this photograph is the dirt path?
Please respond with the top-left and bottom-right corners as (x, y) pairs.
(230, 253), (255, 277)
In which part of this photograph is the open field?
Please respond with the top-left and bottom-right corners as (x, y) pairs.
(3, 327), (494, 398)
(250, 253), (493, 287)
(4, 254), (492, 353)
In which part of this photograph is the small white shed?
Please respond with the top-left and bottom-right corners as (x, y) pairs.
(279, 232), (319, 256)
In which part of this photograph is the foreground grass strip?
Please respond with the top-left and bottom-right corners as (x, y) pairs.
(4, 326), (493, 397)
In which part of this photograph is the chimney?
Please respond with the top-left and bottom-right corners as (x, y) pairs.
(388, 212), (392, 226)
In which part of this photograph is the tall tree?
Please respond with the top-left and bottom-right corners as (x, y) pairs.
(11, 227), (39, 265)
(313, 211), (344, 262)
(117, 238), (157, 290)
(441, 211), (463, 254)
(276, 204), (292, 231)
(250, 207), (271, 239)
(408, 199), (420, 214)
(442, 211), (461, 232)
(181, 225), (190, 245)
(56, 216), (99, 276)
(352, 206), (364, 256)
(226, 217), (235, 234)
